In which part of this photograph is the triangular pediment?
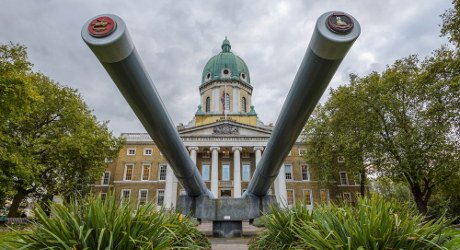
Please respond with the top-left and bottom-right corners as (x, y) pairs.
(178, 121), (272, 138)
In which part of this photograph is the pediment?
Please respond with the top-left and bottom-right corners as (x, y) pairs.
(178, 121), (272, 138)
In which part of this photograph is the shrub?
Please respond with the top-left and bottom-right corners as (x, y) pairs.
(2, 194), (210, 249)
(249, 196), (458, 249)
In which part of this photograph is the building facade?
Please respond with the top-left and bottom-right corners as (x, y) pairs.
(93, 38), (362, 209)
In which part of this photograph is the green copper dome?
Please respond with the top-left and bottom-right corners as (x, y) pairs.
(201, 37), (250, 84)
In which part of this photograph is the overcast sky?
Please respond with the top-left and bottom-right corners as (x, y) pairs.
(0, 0), (452, 135)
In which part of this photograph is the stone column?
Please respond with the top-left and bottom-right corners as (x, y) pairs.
(210, 146), (220, 198)
(232, 147), (242, 198)
(274, 164), (287, 205)
(164, 164), (177, 208)
(188, 146), (198, 164)
(253, 146), (264, 167)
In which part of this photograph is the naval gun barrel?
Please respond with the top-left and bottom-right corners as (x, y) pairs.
(246, 12), (361, 197)
(81, 15), (210, 198)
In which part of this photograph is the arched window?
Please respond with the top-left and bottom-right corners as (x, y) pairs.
(224, 93), (230, 111)
(241, 97), (247, 112)
(205, 97), (210, 112)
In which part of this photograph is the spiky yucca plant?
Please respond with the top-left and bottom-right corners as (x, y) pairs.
(249, 196), (458, 250)
(3, 194), (210, 250)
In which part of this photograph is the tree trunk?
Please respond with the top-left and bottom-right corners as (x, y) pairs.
(410, 183), (428, 215)
(360, 168), (366, 197)
(7, 190), (27, 217)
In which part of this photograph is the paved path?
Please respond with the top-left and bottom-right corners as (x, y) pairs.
(197, 221), (263, 250)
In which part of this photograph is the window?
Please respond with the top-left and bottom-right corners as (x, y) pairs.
(222, 164), (230, 181)
(144, 148), (152, 156)
(286, 189), (295, 205)
(303, 189), (313, 206)
(342, 192), (352, 203)
(337, 156), (345, 163)
(320, 189), (330, 203)
(202, 150), (210, 158)
(301, 165), (310, 181)
(156, 190), (165, 206)
(124, 164), (134, 181)
(141, 164), (150, 181)
(101, 171), (110, 185)
(222, 150), (230, 158)
(202, 164), (210, 181)
(353, 173), (363, 185)
(206, 97), (211, 112)
(138, 190), (148, 207)
(127, 148), (136, 155)
(339, 171), (349, 185)
(224, 93), (230, 111)
(299, 149), (306, 156)
(241, 97), (247, 112)
(242, 164), (251, 181)
(284, 164), (292, 180)
(220, 189), (231, 197)
(100, 193), (107, 202)
(121, 189), (131, 203)
(159, 164), (167, 181)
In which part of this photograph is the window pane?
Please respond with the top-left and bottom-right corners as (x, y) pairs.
(285, 164), (292, 180)
(303, 190), (312, 205)
(287, 190), (294, 205)
(102, 171), (110, 185)
(242, 164), (250, 181)
(125, 165), (133, 180)
(157, 190), (165, 206)
(340, 172), (348, 185)
(139, 190), (148, 206)
(222, 164), (230, 181)
(320, 189), (329, 203)
(202, 164), (210, 181)
(142, 165), (150, 180)
(301, 165), (309, 180)
(159, 165), (167, 180)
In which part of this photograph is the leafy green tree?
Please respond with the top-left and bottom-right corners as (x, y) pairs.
(0, 43), (122, 217)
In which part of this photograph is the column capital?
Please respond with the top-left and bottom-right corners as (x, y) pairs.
(188, 146), (199, 151)
(232, 146), (243, 152)
(210, 146), (220, 151)
(253, 146), (264, 151)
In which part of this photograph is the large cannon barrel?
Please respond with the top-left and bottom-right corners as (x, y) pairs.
(245, 12), (361, 197)
(81, 14), (210, 198)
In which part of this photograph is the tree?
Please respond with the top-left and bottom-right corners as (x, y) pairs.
(305, 54), (459, 214)
(0, 43), (122, 216)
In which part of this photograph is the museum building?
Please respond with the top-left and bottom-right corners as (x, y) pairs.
(93, 38), (362, 209)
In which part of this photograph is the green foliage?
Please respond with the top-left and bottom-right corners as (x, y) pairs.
(0, 43), (123, 216)
(249, 196), (457, 250)
(2, 194), (210, 249)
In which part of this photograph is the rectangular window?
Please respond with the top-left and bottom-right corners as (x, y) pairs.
(202, 164), (210, 181)
(220, 189), (231, 197)
(100, 193), (107, 202)
(159, 164), (167, 181)
(299, 149), (306, 156)
(144, 148), (152, 156)
(353, 173), (362, 185)
(343, 192), (352, 203)
(242, 163), (251, 181)
(202, 150), (210, 158)
(124, 164), (134, 181)
(127, 148), (136, 156)
(286, 189), (295, 205)
(157, 189), (165, 206)
(138, 189), (148, 207)
(303, 189), (313, 206)
(285, 164), (292, 180)
(222, 150), (230, 158)
(301, 165), (310, 181)
(121, 189), (131, 203)
(141, 164), (150, 181)
(101, 171), (110, 185)
(339, 171), (348, 185)
(222, 164), (230, 181)
(320, 189), (330, 203)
